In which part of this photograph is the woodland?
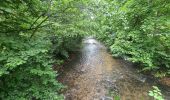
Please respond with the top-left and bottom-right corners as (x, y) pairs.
(0, 0), (169, 99)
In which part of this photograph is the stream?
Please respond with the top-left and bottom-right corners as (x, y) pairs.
(58, 38), (170, 100)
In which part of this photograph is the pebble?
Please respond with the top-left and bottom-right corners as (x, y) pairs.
(100, 96), (113, 100)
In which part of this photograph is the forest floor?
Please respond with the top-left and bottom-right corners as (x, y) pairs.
(58, 38), (170, 100)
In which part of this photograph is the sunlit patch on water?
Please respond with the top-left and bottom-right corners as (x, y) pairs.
(83, 38), (98, 44)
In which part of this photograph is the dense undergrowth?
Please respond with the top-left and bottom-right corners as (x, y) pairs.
(0, 0), (92, 99)
(95, 0), (170, 77)
(0, 0), (170, 99)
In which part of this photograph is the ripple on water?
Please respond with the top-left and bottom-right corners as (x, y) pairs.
(58, 38), (170, 100)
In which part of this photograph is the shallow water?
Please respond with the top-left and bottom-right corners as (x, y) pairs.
(58, 38), (170, 100)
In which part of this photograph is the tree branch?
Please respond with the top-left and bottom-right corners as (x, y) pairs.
(29, 16), (49, 39)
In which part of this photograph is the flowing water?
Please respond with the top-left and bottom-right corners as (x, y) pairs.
(58, 38), (170, 100)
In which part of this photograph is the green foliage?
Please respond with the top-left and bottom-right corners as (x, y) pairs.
(95, 0), (170, 75)
(114, 96), (120, 100)
(0, 0), (92, 99)
(1, 0), (169, 99)
(108, 90), (120, 100)
(149, 86), (164, 100)
(0, 33), (64, 99)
